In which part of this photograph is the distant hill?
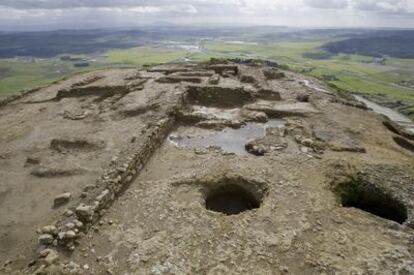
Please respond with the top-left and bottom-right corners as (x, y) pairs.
(1, 27), (414, 59)
(323, 30), (414, 59)
(0, 29), (147, 58)
(0, 27), (241, 58)
(0, 27), (289, 58)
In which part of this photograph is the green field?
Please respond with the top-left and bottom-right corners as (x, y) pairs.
(0, 47), (190, 96)
(0, 59), (72, 96)
(104, 47), (188, 65)
(0, 58), (111, 96)
(1, 39), (413, 119)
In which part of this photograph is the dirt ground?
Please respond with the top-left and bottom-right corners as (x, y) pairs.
(0, 68), (181, 270)
(0, 60), (413, 274)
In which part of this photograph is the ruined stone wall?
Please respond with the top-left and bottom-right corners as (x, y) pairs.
(37, 91), (187, 252)
(0, 86), (43, 108)
(3, 61), (413, 274)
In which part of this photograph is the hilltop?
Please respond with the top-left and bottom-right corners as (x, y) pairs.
(0, 59), (413, 274)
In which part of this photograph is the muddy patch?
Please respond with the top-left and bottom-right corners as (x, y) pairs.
(169, 120), (285, 155)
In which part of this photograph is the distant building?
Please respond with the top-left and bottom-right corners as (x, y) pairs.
(373, 57), (386, 65)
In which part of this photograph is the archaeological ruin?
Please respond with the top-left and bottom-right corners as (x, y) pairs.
(0, 59), (413, 274)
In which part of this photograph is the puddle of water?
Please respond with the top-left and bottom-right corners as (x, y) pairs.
(169, 120), (285, 155)
(353, 95), (412, 123)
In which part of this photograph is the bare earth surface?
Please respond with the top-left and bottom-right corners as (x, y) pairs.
(0, 60), (413, 274)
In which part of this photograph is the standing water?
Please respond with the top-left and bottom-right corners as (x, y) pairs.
(303, 78), (414, 134)
(354, 95), (414, 134)
(353, 95), (412, 123)
(169, 120), (285, 155)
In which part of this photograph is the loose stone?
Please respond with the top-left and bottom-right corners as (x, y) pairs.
(53, 192), (72, 207)
(38, 234), (54, 245)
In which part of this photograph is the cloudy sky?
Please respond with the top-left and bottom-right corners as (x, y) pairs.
(0, 0), (413, 30)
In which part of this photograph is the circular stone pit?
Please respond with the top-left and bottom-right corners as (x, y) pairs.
(203, 178), (267, 216)
(336, 180), (408, 224)
(206, 184), (259, 215)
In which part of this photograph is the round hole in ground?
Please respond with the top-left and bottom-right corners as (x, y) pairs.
(337, 180), (408, 224)
(205, 184), (261, 215)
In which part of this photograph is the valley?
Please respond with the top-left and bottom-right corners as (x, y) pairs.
(0, 27), (413, 120)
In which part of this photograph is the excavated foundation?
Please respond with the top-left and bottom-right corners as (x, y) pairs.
(187, 86), (255, 107)
(0, 60), (413, 274)
(205, 184), (261, 215)
(336, 180), (408, 224)
(393, 136), (414, 153)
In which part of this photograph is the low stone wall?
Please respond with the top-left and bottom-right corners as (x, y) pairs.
(187, 85), (254, 108)
(56, 86), (131, 100)
(206, 65), (238, 76)
(383, 119), (414, 141)
(0, 86), (43, 108)
(36, 92), (186, 254)
(156, 77), (203, 84)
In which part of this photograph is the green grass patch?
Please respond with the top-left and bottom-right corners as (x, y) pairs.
(0, 59), (74, 96)
(0, 59), (111, 96)
(188, 52), (215, 62)
(105, 47), (188, 65)
(330, 75), (414, 101)
(371, 69), (414, 83)
(1, 38), (414, 112)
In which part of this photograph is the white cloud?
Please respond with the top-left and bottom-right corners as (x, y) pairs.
(353, 0), (414, 14)
(0, 0), (413, 29)
(304, 0), (349, 9)
(128, 6), (161, 13)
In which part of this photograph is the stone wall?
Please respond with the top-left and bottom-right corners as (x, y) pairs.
(0, 86), (43, 108)
(37, 91), (186, 253)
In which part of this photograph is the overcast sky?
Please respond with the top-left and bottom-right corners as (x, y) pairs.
(0, 0), (413, 30)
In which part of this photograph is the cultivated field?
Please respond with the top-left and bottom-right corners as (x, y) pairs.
(1, 29), (413, 118)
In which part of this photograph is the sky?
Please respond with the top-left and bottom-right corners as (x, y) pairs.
(0, 0), (413, 30)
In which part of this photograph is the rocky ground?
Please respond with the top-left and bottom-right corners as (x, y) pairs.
(0, 59), (413, 274)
